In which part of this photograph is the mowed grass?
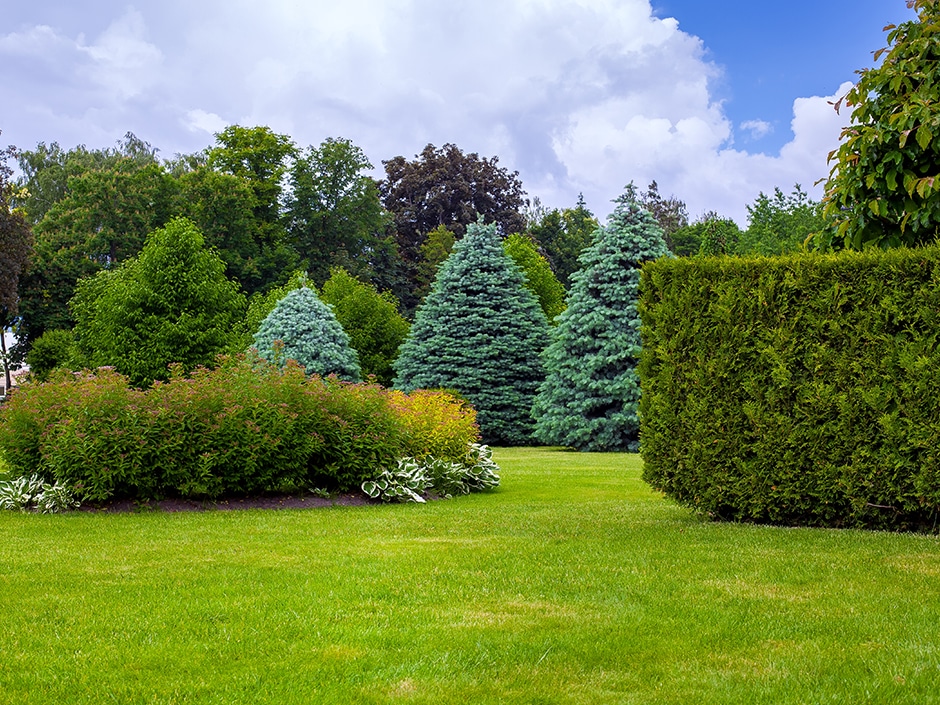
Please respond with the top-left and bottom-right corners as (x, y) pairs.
(1, 448), (939, 704)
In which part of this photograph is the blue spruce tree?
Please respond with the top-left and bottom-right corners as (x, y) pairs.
(532, 187), (669, 451)
(394, 220), (549, 445)
(253, 286), (361, 381)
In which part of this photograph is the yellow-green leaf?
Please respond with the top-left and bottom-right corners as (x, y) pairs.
(916, 125), (932, 150)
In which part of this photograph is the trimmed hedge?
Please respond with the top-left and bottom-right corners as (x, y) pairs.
(639, 246), (940, 531)
(0, 355), (479, 502)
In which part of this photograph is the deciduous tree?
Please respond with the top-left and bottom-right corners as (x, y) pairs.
(819, 0), (940, 249)
(503, 233), (566, 323)
(320, 268), (409, 386)
(380, 143), (527, 267)
(739, 185), (823, 255)
(71, 218), (246, 387)
(1, 140), (35, 391)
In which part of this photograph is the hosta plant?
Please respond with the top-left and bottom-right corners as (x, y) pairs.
(0, 474), (80, 513)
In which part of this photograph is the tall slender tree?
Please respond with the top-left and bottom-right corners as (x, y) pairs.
(533, 187), (670, 451)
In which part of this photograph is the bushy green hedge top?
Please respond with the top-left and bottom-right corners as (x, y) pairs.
(639, 245), (940, 530)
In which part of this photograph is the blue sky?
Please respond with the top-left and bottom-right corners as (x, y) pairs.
(652, 0), (917, 154)
(0, 1), (919, 226)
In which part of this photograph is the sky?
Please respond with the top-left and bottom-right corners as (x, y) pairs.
(0, 0), (918, 227)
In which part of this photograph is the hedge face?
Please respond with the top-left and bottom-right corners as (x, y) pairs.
(253, 286), (361, 382)
(639, 247), (940, 531)
(532, 195), (669, 451)
(394, 220), (549, 445)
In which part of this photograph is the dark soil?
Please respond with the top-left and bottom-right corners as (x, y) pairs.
(79, 491), (374, 514)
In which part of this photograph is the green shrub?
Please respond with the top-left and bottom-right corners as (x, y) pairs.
(24, 329), (75, 382)
(70, 217), (247, 388)
(639, 246), (940, 531)
(0, 354), (483, 502)
(503, 233), (566, 323)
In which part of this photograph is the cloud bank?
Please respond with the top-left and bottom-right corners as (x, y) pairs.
(0, 0), (852, 225)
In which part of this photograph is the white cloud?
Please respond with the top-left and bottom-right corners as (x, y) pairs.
(0, 0), (853, 228)
(183, 109), (227, 135)
(740, 119), (773, 140)
(79, 8), (163, 100)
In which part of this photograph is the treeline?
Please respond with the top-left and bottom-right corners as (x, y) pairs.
(2, 125), (823, 370)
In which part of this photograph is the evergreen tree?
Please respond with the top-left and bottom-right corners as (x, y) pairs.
(252, 286), (361, 381)
(394, 220), (549, 445)
(533, 188), (669, 451)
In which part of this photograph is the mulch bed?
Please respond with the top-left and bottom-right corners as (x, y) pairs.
(79, 492), (374, 514)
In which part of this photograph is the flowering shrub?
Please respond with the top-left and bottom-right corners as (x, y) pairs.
(389, 389), (479, 463)
(0, 354), (484, 503)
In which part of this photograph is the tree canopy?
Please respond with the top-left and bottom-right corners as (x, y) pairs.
(819, 0), (940, 249)
(70, 218), (246, 387)
(380, 143), (527, 267)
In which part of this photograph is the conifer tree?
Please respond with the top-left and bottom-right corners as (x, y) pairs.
(253, 286), (360, 381)
(394, 220), (549, 445)
(533, 188), (669, 451)
(503, 233), (566, 323)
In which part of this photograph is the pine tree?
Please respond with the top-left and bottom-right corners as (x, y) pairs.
(252, 286), (361, 381)
(394, 220), (549, 445)
(533, 188), (670, 451)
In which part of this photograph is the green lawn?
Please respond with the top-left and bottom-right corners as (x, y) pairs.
(1, 447), (938, 704)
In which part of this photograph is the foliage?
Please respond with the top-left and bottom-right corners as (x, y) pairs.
(670, 212), (741, 257)
(503, 233), (566, 323)
(24, 329), (74, 382)
(638, 180), (689, 251)
(70, 218), (247, 387)
(533, 187), (670, 451)
(319, 268), (410, 386)
(0, 140), (34, 317)
(252, 286), (361, 382)
(237, 270), (311, 351)
(0, 354), (487, 501)
(13, 140), (177, 355)
(380, 143), (527, 268)
(394, 220), (549, 445)
(415, 224), (456, 301)
(819, 1), (940, 250)
(0, 473), (79, 513)
(387, 388), (479, 463)
(738, 185), (823, 255)
(361, 443), (501, 503)
(1, 138), (35, 391)
(361, 459), (430, 503)
(527, 194), (598, 288)
(639, 245), (940, 530)
(173, 167), (271, 295)
(284, 138), (389, 286)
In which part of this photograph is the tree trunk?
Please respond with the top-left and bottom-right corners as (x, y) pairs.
(0, 327), (11, 395)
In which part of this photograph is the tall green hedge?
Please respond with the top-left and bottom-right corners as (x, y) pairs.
(639, 246), (940, 531)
